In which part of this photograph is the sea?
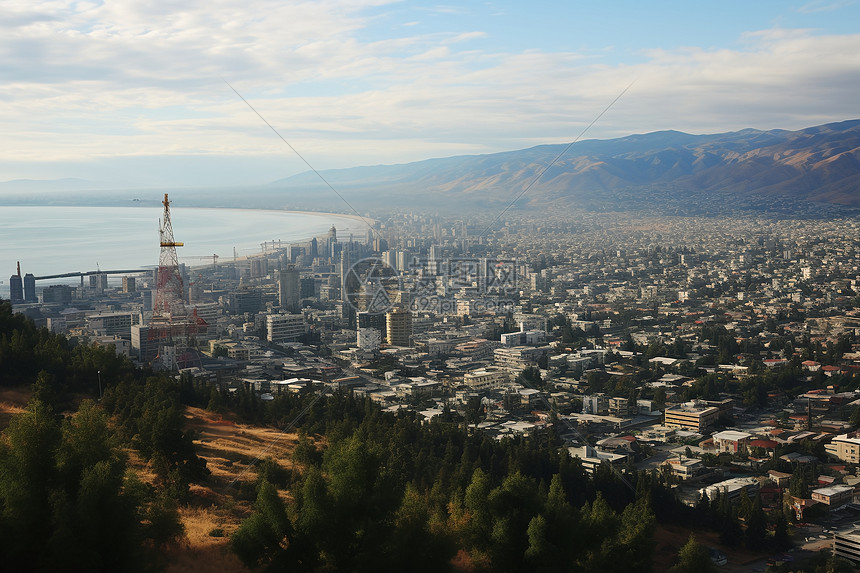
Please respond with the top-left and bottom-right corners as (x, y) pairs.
(1, 205), (369, 297)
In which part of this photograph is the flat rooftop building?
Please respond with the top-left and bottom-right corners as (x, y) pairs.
(664, 402), (720, 433)
(836, 529), (860, 564)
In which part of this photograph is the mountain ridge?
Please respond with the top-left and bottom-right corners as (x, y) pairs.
(270, 119), (860, 212)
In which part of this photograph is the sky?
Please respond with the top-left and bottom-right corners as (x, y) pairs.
(2, 0), (860, 188)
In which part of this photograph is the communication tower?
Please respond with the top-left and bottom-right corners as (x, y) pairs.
(148, 194), (205, 369)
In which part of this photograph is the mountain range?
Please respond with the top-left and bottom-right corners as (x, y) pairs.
(3, 119), (859, 216)
(268, 119), (860, 215)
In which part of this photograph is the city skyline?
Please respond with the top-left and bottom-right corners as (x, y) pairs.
(2, 1), (860, 189)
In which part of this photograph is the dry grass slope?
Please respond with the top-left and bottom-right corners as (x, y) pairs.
(160, 406), (300, 573)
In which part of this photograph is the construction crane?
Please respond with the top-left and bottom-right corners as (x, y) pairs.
(186, 254), (219, 265)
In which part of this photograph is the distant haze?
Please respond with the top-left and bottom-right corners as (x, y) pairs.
(3, 120), (859, 218)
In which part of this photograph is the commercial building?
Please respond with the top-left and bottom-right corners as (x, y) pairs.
(834, 529), (860, 564)
(664, 402), (720, 433)
(9, 272), (23, 303)
(230, 289), (263, 314)
(568, 445), (627, 475)
(279, 265), (300, 312)
(358, 311), (387, 332)
(266, 313), (306, 344)
(23, 273), (36, 303)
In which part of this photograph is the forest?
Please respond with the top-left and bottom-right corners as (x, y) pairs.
(0, 299), (850, 572)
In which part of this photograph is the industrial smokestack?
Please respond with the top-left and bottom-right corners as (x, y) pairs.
(16, 261), (21, 277)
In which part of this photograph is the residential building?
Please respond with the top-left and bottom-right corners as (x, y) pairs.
(664, 456), (705, 480)
(582, 393), (610, 415)
(811, 485), (854, 506)
(463, 367), (509, 391)
(86, 312), (138, 338)
(825, 434), (860, 464)
(608, 397), (632, 417)
(494, 345), (548, 372)
(711, 430), (753, 454)
(386, 308), (412, 347)
(500, 329), (547, 347)
(699, 477), (759, 504)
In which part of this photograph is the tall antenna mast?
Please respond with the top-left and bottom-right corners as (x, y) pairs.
(148, 194), (198, 369)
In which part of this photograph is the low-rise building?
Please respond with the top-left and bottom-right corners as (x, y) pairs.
(664, 457), (705, 480)
(825, 434), (860, 464)
(266, 313), (306, 343)
(568, 445), (627, 475)
(463, 367), (509, 391)
(699, 477), (759, 504)
(664, 403), (720, 433)
(811, 484), (854, 507)
(500, 329), (547, 347)
(711, 430), (753, 454)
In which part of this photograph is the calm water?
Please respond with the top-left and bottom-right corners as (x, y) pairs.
(1, 206), (368, 296)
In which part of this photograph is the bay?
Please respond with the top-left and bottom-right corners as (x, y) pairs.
(1, 205), (369, 296)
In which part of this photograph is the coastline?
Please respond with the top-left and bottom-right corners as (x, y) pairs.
(178, 206), (373, 266)
(184, 205), (375, 228)
(0, 206), (373, 295)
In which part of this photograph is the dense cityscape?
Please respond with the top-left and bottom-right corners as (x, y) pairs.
(5, 199), (860, 570)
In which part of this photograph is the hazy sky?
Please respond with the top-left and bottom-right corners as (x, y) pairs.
(2, 0), (859, 188)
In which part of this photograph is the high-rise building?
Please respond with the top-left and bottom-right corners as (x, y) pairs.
(89, 273), (108, 292)
(385, 308), (412, 347)
(9, 274), (23, 303)
(279, 264), (300, 312)
(9, 262), (23, 303)
(122, 277), (136, 293)
(250, 258), (268, 279)
(300, 277), (317, 299)
(23, 273), (36, 303)
(358, 311), (386, 332)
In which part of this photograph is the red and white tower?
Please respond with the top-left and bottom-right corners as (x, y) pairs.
(148, 194), (202, 369)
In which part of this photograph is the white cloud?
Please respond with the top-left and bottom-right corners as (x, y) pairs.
(1, 1), (859, 186)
